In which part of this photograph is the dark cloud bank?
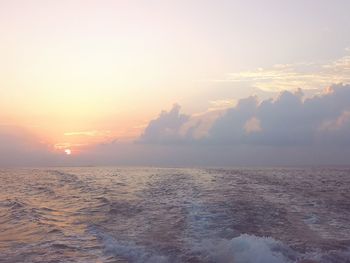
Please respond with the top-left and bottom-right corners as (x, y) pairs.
(2, 84), (350, 167)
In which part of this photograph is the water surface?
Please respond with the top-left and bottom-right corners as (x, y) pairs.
(0, 167), (349, 262)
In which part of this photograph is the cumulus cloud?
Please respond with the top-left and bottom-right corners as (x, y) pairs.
(207, 95), (259, 144)
(244, 117), (262, 134)
(72, 84), (350, 167)
(208, 84), (350, 146)
(138, 84), (350, 149)
(317, 110), (350, 145)
(138, 104), (190, 144)
(319, 111), (350, 132)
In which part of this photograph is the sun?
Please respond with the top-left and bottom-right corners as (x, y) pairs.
(64, 149), (72, 155)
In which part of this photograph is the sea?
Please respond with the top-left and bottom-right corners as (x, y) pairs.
(0, 167), (349, 263)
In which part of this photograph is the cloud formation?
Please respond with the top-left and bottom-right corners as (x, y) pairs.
(138, 104), (190, 144)
(2, 84), (350, 167)
(214, 53), (350, 92)
(210, 86), (341, 146)
(54, 84), (350, 167)
(139, 84), (350, 149)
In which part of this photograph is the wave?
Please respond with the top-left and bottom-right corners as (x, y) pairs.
(92, 227), (350, 263)
(101, 232), (292, 263)
(194, 234), (297, 263)
(199, 235), (350, 263)
(91, 228), (169, 263)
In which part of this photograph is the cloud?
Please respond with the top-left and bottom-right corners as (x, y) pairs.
(208, 84), (350, 146)
(64, 130), (111, 137)
(0, 126), (58, 166)
(138, 104), (190, 144)
(244, 117), (262, 134)
(317, 110), (350, 145)
(73, 84), (350, 167)
(213, 53), (350, 92)
(207, 95), (259, 144)
(208, 99), (237, 111)
(137, 84), (350, 150)
(4, 84), (350, 167)
(319, 111), (350, 132)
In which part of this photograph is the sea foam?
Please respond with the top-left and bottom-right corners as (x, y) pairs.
(194, 234), (298, 263)
(96, 227), (298, 263)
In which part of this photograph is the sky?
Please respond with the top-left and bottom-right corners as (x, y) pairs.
(1, 0), (350, 166)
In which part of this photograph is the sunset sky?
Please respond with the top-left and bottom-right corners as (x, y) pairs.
(1, 0), (350, 166)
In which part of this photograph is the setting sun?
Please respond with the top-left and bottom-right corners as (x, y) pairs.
(64, 149), (72, 155)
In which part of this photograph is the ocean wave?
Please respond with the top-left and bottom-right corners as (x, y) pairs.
(92, 229), (170, 263)
(192, 234), (296, 263)
(93, 228), (350, 263)
(93, 226), (284, 262)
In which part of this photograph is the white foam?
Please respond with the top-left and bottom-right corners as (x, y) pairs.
(194, 234), (298, 263)
(93, 229), (169, 263)
(92, 226), (350, 263)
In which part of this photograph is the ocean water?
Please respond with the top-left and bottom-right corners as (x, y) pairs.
(0, 167), (349, 263)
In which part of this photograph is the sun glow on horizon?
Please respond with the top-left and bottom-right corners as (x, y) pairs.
(64, 149), (72, 155)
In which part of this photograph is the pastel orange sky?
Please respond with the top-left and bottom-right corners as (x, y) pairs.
(1, 0), (350, 159)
